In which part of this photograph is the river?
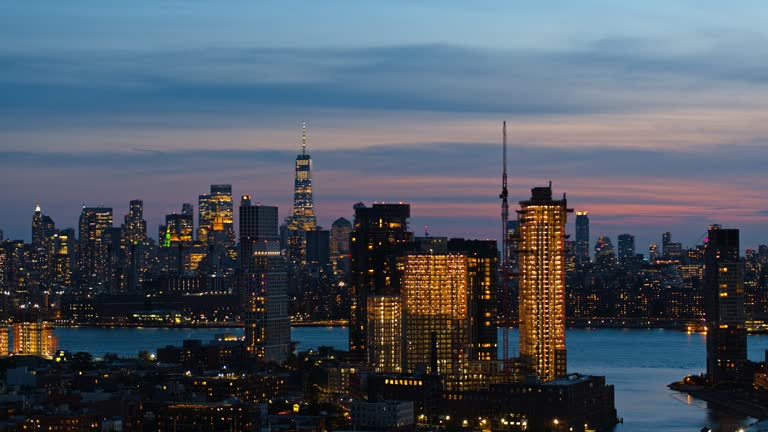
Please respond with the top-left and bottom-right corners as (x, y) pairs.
(52, 326), (768, 432)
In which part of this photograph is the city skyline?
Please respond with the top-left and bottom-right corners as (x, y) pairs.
(3, 1), (768, 252)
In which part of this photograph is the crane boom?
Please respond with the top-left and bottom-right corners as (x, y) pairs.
(500, 121), (510, 373)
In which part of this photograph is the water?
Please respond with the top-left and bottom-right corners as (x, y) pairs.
(54, 326), (768, 432)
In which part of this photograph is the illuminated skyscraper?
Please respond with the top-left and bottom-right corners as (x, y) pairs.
(704, 225), (747, 385)
(198, 185), (235, 248)
(12, 321), (57, 359)
(78, 206), (113, 289)
(123, 200), (147, 244)
(575, 211), (590, 264)
(239, 197), (291, 362)
(349, 203), (412, 358)
(448, 238), (498, 363)
(402, 253), (468, 372)
(31, 203), (56, 286)
(52, 230), (73, 289)
(122, 200), (148, 292)
(367, 294), (402, 373)
(286, 124), (317, 267)
(518, 184), (569, 382)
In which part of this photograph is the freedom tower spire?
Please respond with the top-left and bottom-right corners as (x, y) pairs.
(286, 123), (317, 266)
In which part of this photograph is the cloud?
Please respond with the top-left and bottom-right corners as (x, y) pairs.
(3, 41), (768, 124)
(1, 143), (767, 251)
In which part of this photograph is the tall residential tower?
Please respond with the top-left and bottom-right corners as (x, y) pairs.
(518, 184), (570, 382)
(349, 203), (412, 359)
(704, 225), (747, 385)
(239, 196), (291, 363)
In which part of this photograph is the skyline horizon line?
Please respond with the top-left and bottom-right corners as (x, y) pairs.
(6, 189), (760, 256)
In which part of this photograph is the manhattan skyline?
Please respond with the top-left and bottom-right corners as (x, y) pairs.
(3, 0), (768, 252)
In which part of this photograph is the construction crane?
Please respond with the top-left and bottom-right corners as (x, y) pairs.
(499, 121), (510, 373)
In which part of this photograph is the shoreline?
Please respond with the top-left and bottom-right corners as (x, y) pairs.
(669, 382), (768, 421)
(49, 322), (707, 332)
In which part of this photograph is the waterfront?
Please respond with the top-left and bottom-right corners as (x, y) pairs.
(54, 326), (768, 432)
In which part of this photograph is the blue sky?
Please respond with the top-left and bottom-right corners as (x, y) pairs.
(2, 0), (768, 252)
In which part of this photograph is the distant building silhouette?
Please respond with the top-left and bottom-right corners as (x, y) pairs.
(617, 234), (636, 264)
(575, 211), (590, 264)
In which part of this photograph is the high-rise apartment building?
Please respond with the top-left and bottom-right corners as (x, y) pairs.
(0, 327), (8, 357)
(367, 294), (403, 373)
(447, 238), (498, 363)
(617, 234), (636, 264)
(13, 321), (57, 359)
(518, 184), (569, 382)
(239, 196), (291, 363)
(349, 203), (412, 358)
(402, 252), (468, 379)
(704, 225), (747, 385)
(78, 206), (113, 289)
(575, 211), (590, 264)
(286, 124), (317, 267)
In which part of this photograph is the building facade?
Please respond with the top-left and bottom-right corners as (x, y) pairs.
(239, 197), (290, 363)
(198, 184), (235, 248)
(518, 184), (569, 382)
(78, 206), (113, 289)
(704, 225), (748, 385)
(367, 294), (403, 373)
(349, 203), (412, 359)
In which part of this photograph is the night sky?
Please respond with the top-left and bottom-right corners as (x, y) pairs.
(2, 0), (768, 253)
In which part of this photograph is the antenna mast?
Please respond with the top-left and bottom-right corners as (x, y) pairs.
(500, 121), (510, 374)
(301, 122), (307, 155)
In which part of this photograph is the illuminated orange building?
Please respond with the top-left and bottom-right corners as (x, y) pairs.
(518, 183), (570, 382)
(198, 184), (235, 247)
(0, 327), (8, 357)
(13, 321), (57, 359)
(367, 295), (402, 373)
(402, 252), (468, 381)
